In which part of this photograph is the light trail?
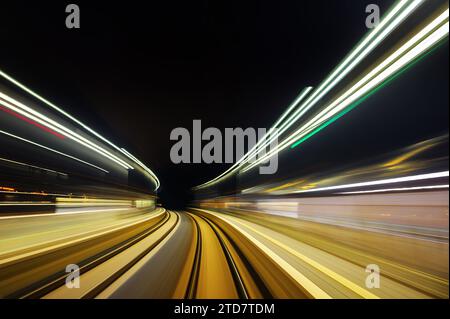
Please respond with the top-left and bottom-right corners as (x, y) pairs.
(0, 92), (133, 170)
(0, 202), (53, 206)
(0, 129), (109, 173)
(0, 207), (130, 220)
(0, 69), (160, 191)
(0, 191), (67, 196)
(290, 9), (450, 147)
(1, 188), (65, 196)
(193, 0), (426, 189)
(121, 148), (160, 190)
(337, 185), (449, 194)
(242, 9), (449, 173)
(0, 102), (65, 139)
(0, 156), (68, 176)
(257, 0), (423, 151)
(292, 171), (449, 194)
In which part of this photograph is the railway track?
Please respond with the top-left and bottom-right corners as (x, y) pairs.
(0, 208), (171, 298)
(184, 212), (250, 298)
(1, 208), (445, 299)
(3, 209), (281, 299)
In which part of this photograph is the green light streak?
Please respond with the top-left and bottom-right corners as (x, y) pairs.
(290, 38), (448, 149)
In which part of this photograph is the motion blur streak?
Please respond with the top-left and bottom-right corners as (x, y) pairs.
(243, 9), (449, 172)
(0, 196), (446, 299)
(0, 92), (133, 170)
(0, 0), (448, 301)
(246, 0), (425, 165)
(293, 171), (449, 193)
(0, 129), (110, 172)
(191, 135), (449, 298)
(0, 69), (160, 190)
(194, 2), (449, 185)
(0, 103), (65, 139)
(0, 157), (67, 176)
(338, 185), (449, 194)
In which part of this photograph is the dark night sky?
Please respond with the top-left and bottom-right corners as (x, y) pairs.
(0, 1), (448, 207)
